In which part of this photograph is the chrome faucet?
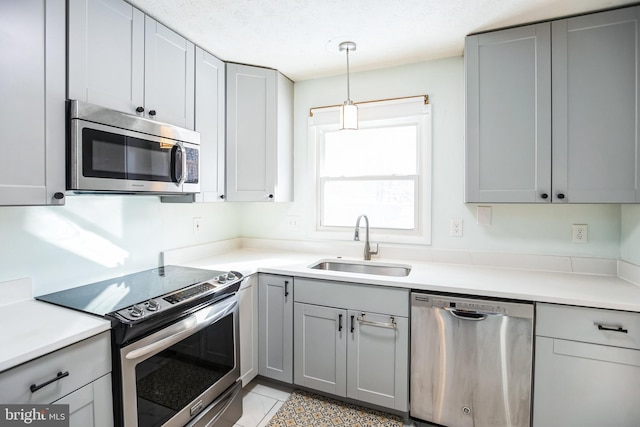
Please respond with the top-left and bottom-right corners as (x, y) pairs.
(354, 215), (379, 260)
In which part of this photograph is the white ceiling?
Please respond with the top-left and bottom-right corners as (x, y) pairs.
(129, 0), (636, 81)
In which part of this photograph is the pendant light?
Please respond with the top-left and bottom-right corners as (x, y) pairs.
(339, 41), (358, 130)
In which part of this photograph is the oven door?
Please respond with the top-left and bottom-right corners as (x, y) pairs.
(119, 295), (240, 427)
(69, 119), (200, 194)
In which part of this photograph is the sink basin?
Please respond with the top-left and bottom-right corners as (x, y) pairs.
(309, 260), (412, 277)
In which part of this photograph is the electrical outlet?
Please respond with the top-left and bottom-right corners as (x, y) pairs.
(193, 217), (202, 235)
(572, 224), (587, 243)
(450, 219), (463, 237)
(286, 215), (300, 231)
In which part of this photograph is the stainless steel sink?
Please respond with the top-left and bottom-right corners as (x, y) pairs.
(309, 260), (412, 277)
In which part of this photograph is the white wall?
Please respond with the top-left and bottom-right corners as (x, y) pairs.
(621, 205), (640, 265)
(0, 55), (627, 297)
(0, 196), (241, 295)
(240, 56), (622, 259)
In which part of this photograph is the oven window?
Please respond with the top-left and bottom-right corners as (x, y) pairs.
(135, 313), (235, 426)
(82, 128), (175, 182)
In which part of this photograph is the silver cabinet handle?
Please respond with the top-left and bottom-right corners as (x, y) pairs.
(357, 313), (396, 329)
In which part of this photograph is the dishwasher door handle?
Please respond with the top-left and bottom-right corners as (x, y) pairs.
(445, 308), (493, 321)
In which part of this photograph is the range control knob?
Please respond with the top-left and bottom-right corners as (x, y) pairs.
(227, 272), (236, 281)
(146, 299), (160, 312)
(129, 304), (144, 318)
(216, 274), (227, 284)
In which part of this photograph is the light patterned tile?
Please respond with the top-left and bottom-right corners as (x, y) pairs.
(235, 391), (277, 427)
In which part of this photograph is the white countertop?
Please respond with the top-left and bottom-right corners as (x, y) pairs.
(0, 278), (111, 373)
(166, 245), (640, 313)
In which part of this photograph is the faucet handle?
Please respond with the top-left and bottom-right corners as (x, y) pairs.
(370, 243), (379, 256)
(354, 229), (360, 241)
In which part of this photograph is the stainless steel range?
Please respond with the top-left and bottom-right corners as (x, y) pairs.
(37, 265), (244, 427)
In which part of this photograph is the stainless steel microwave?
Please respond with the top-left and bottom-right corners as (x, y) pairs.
(67, 100), (200, 194)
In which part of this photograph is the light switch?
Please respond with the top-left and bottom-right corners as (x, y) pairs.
(477, 206), (492, 226)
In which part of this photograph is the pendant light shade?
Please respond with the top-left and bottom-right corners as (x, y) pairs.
(339, 41), (358, 130)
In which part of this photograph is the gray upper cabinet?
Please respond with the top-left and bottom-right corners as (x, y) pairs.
(226, 64), (293, 202)
(0, 0), (66, 206)
(193, 47), (226, 202)
(552, 7), (640, 203)
(68, 0), (195, 130)
(465, 24), (551, 203)
(68, 0), (144, 116)
(144, 16), (195, 129)
(466, 6), (640, 203)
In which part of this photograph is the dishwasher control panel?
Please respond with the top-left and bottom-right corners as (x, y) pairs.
(411, 292), (533, 318)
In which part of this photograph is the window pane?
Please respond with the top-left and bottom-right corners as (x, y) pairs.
(322, 179), (415, 229)
(323, 126), (417, 177)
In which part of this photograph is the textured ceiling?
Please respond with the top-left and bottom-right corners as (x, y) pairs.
(129, 0), (637, 81)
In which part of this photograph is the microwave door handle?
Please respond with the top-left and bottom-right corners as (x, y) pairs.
(171, 142), (186, 186)
(179, 142), (187, 185)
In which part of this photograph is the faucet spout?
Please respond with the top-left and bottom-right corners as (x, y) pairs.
(354, 215), (379, 260)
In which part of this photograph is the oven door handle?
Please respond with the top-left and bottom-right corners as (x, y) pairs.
(124, 297), (237, 361)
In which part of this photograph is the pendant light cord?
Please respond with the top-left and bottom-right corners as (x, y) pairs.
(346, 46), (351, 103)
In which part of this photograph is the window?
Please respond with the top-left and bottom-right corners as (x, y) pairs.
(309, 96), (432, 244)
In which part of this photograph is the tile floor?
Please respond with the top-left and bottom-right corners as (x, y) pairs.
(234, 378), (421, 427)
(233, 378), (293, 427)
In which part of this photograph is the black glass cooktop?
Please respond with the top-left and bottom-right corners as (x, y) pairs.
(36, 265), (224, 316)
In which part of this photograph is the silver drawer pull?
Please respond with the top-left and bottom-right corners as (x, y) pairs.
(30, 371), (69, 393)
(596, 323), (628, 334)
(357, 313), (396, 329)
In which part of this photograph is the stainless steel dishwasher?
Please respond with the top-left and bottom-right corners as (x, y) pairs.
(410, 292), (534, 427)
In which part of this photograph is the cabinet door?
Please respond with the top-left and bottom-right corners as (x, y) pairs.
(226, 64), (277, 201)
(144, 16), (195, 129)
(533, 336), (640, 427)
(465, 23), (552, 203)
(194, 47), (226, 202)
(552, 6), (640, 203)
(68, 0), (145, 115)
(258, 274), (293, 383)
(0, 0), (66, 206)
(239, 275), (258, 386)
(294, 303), (347, 396)
(346, 311), (408, 411)
(53, 374), (113, 427)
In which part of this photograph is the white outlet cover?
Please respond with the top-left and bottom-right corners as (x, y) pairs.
(449, 219), (463, 237)
(572, 224), (588, 243)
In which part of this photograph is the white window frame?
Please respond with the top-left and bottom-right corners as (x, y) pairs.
(307, 96), (432, 245)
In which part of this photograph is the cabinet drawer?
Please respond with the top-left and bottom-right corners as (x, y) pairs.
(294, 278), (409, 317)
(536, 303), (640, 350)
(0, 332), (111, 404)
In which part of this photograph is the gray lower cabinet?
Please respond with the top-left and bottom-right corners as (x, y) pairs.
(466, 5), (640, 203)
(54, 374), (113, 427)
(533, 303), (640, 427)
(239, 274), (259, 386)
(258, 274), (293, 383)
(293, 278), (409, 412)
(0, 0), (66, 206)
(0, 332), (113, 427)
